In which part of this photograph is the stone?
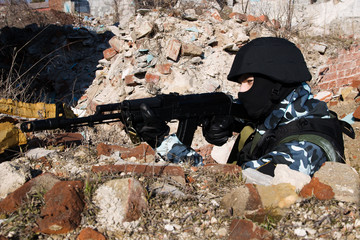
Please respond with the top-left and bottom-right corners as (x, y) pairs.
(0, 161), (30, 199)
(155, 63), (172, 75)
(182, 9), (197, 21)
(312, 43), (327, 54)
(136, 21), (153, 39)
(0, 173), (60, 214)
(228, 219), (273, 240)
(93, 178), (148, 230)
(25, 148), (56, 159)
(314, 162), (360, 203)
(166, 39), (182, 61)
(272, 164), (311, 191)
(109, 36), (124, 53)
(256, 183), (300, 209)
(124, 74), (138, 86)
(242, 168), (273, 186)
(103, 47), (117, 60)
(299, 177), (335, 200)
(181, 43), (203, 56)
(77, 227), (106, 240)
(221, 184), (262, 217)
(211, 136), (236, 164)
(34, 181), (84, 234)
(145, 72), (160, 83)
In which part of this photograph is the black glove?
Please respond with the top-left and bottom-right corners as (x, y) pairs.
(202, 115), (234, 146)
(135, 103), (170, 148)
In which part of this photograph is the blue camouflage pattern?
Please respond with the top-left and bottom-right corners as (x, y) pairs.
(242, 83), (330, 176)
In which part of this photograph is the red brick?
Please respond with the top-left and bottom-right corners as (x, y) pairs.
(145, 72), (160, 83)
(103, 47), (117, 60)
(323, 72), (337, 81)
(77, 227), (106, 240)
(245, 184), (263, 210)
(258, 15), (269, 22)
(166, 39), (181, 61)
(228, 219), (273, 240)
(155, 63), (172, 75)
(353, 105), (360, 120)
(247, 15), (258, 22)
(124, 74), (137, 86)
(48, 133), (83, 146)
(299, 177), (334, 200)
(34, 181), (84, 234)
(96, 142), (155, 160)
(109, 36), (123, 53)
(208, 9), (222, 21)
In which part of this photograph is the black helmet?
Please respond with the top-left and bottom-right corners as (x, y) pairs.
(227, 37), (311, 84)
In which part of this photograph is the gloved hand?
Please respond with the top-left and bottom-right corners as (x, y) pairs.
(135, 103), (170, 148)
(202, 115), (234, 146)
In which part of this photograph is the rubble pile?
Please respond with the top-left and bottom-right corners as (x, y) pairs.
(0, 6), (360, 240)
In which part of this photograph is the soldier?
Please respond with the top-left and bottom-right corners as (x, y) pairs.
(135, 37), (352, 176)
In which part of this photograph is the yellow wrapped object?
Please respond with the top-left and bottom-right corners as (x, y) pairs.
(0, 122), (27, 154)
(0, 98), (76, 119)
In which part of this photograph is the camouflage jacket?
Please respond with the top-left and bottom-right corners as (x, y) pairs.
(241, 83), (330, 176)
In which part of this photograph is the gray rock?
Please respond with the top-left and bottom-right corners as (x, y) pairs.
(272, 164), (311, 191)
(242, 168), (273, 186)
(314, 162), (360, 204)
(0, 161), (31, 199)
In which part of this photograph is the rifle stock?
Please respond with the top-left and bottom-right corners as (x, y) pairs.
(20, 92), (242, 147)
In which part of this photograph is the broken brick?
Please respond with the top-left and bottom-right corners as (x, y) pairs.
(34, 181), (84, 234)
(299, 177), (335, 200)
(77, 227), (106, 240)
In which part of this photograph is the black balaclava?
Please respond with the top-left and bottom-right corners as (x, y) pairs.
(227, 37), (311, 122)
(237, 74), (298, 122)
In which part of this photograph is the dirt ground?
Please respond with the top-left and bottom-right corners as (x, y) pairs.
(0, 3), (78, 29)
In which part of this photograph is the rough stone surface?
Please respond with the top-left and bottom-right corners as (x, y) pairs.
(34, 181), (84, 234)
(314, 162), (360, 203)
(256, 183), (300, 209)
(77, 227), (106, 240)
(0, 161), (30, 199)
(299, 177), (335, 200)
(272, 164), (311, 191)
(93, 178), (148, 231)
(228, 219), (273, 240)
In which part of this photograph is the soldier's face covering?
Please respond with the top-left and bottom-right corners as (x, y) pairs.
(237, 75), (277, 121)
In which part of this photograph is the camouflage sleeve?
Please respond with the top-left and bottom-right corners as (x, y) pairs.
(241, 140), (328, 176)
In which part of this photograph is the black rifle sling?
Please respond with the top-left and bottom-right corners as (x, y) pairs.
(236, 112), (355, 166)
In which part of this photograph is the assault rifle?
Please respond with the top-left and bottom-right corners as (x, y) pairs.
(20, 92), (244, 147)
